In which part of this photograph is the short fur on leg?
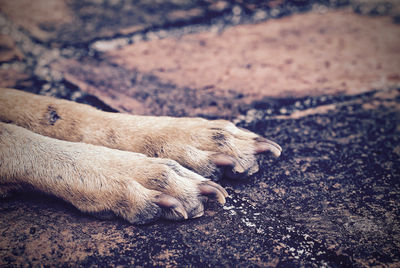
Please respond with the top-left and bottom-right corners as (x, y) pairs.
(0, 122), (227, 224)
(0, 88), (280, 223)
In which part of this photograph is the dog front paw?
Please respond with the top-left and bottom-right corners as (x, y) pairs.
(121, 157), (228, 221)
(130, 118), (282, 180)
(57, 147), (228, 224)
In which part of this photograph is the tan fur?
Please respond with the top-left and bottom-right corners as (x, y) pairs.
(0, 88), (281, 224)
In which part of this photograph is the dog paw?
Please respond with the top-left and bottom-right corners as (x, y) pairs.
(120, 157), (228, 222)
(130, 118), (282, 180)
(61, 148), (228, 224)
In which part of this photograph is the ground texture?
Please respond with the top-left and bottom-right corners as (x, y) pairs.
(0, 0), (400, 266)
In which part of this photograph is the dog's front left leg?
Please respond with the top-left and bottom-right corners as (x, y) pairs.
(0, 122), (227, 223)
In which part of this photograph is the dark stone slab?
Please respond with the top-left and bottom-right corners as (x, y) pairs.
(1, 89), (399, 266)
(0, 0), (230, 46)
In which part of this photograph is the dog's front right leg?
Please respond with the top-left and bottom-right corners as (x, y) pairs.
(0, 122), (227, 224)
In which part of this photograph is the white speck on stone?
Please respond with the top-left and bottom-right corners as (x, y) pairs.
(229, 210), (237, 216)
(147, 32), (159, 41)
(210, 25), (220, 33)
(254, 10), (267, 21)
(282, 234), (291, 240)
(270, 8), (280, 17)
(92, 38), (128, 52)
(157, 30), (167, 38)
(232, 6), (241, 16)
(244, 109), (257, 123)
(42, 83), (51, 91)
(131, 34), (143, 43)
(242, 218), (256, 228)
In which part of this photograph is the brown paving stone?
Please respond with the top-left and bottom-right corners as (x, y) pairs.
(56, 9), (400, 117)
(52, 57), (244, 117)
(107, 9), (400, 99)
(61, 65), (147, 114)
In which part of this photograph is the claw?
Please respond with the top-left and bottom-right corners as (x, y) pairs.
(211, 153), (246, 174)
(254, 137), (282, 157)
(155, 193), (188, 220)
(204, 181), (228, 197)
(198, 182), (226, 205)
(224, 168), (247, 180)
(211, 153), (236, 166)
(192, 210), (204, 218)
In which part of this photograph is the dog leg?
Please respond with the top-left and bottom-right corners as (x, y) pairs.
(0, 88), (281, 180)
(0, 122), (227, 223)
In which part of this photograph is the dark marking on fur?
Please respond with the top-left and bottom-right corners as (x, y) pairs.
(56, 175), (63, 181)
(149, 177), (169, 191)
(1, 119), (14, 124)
(154, 145), (166, 158)
(164, 161), (183, 175)
(44, 106), (61, 125)
(212, 132), (228, 147)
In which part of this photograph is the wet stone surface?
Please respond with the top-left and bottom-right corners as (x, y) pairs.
(1, 0), (400, 267)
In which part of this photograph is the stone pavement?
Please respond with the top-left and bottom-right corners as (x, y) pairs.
(1, 0), (400, 266)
